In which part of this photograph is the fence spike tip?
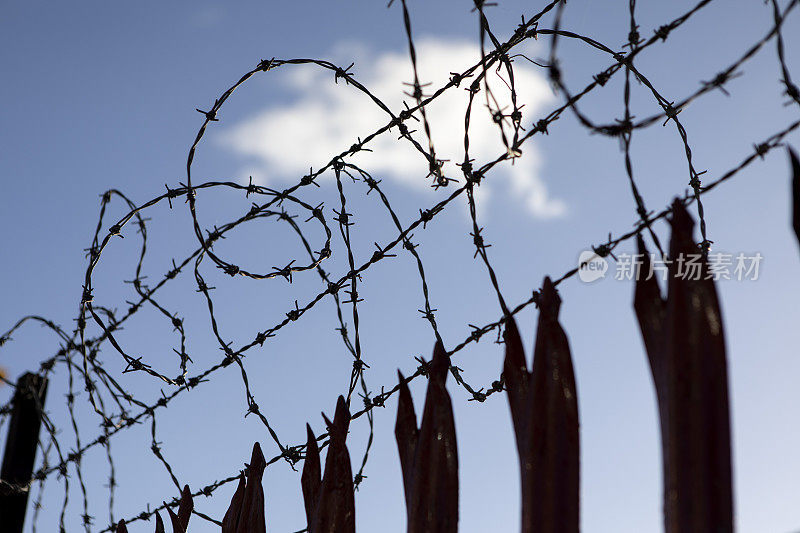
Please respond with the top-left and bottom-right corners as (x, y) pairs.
(395, 370), (417, 432)
(250, 441), (266, 472)
(503, 314), (527, 373)
(321, 411), (333, 431)
(333, 395), (351, 436)
(154, 511), (165, 533)
(430, 340), (449, 383)
(177, 484), (193, 532)
(789, 146), (800, 246)
(539, 276), (561, 318)
(305, 423), (317, 449)
(301, 425), (321, 529)
(669, 198), (694, 237)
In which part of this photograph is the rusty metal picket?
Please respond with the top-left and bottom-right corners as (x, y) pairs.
(504, 279), (579, 533)
(635, 203), (733, 533)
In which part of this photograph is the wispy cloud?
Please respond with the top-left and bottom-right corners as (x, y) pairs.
(219, 38), (565, 218)
(188, 6), (224, 29)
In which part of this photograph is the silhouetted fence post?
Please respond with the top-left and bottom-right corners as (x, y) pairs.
(504, 277), (580, 533)
(302, 396), (355, 533)
(635, 202), (734, 533)
(0, 372), (49, 533)
(395, 341), (459, 533)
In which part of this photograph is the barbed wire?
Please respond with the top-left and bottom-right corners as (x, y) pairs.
(1, 0), (798, 531)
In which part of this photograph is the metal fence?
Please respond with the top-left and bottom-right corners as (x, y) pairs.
(112, 196), (798, 532)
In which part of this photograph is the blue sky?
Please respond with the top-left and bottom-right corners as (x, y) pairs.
(1, 1), (800, 532)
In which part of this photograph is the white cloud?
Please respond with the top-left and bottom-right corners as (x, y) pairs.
(219, 37), (565, 218)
